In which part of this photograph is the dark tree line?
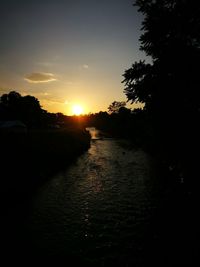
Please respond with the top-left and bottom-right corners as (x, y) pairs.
(0, 91), (145, 137)
(0, 91), (46, 128)
(0, 91), (72, 129)
(123, 0), (200, 188)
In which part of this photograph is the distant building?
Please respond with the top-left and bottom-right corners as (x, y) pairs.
(0, 120), (27, 133)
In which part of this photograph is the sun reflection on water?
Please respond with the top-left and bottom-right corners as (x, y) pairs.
(86, 127), (100, 139)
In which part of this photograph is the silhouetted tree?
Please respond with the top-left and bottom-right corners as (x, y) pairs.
(123, 0), (200, 186)
(0, 91), (21, 106)
(108, 101), (126, 114)
(123, 1), (200, 113)
(0, 91), (46, 128)
(118, 106), (131, 116)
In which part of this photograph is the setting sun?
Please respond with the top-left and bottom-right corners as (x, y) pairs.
(72, 105), (83, 115)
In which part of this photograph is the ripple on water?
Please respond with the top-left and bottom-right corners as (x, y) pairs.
(28, 138), (159, 264)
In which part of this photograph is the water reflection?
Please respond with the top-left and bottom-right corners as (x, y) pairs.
(27, 138), (157, 264)
(86, 127), (102, 140)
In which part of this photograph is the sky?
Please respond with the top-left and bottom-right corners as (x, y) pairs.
(0, 0), (146, 115)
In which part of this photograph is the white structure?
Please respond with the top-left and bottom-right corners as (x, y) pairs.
(0, 120), (27, 133)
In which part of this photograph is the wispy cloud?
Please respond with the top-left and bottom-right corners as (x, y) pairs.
(20, 91), (51, 97)
(83, 64), (89, 69)
(24, 72), (57, 83)
(36, 62), (54, 67)
(40, 98), (68, 106)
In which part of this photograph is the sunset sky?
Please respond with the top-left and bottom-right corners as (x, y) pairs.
(0, 0), (146, 115)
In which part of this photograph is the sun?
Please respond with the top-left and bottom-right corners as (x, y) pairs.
(72, 104), (83, 115)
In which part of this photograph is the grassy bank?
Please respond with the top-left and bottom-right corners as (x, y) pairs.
(1, 128), (91, 196)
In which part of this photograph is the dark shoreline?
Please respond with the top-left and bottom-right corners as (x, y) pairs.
(1, 128), (91, 259)
(1, 128), (91, 207)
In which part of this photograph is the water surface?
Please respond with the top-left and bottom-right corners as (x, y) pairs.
(26, 130), (158, 265)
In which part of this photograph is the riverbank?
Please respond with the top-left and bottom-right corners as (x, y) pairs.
(1, 128), (91, 260)
(1, 128), (90, 205)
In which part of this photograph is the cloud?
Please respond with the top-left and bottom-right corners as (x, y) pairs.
(24, 72), (57, 83)
(41, 98), (67, 106)
(36, 62), (54, 67)
(83, 64), (89, 69)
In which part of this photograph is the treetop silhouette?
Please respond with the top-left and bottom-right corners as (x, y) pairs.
(123, 0), (200, 185)
(123, 0), (200, 114)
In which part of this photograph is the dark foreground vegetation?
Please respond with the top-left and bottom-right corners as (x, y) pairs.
(122, 0), (200, 191)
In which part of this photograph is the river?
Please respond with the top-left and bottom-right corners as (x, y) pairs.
(23, 128), (161, 265)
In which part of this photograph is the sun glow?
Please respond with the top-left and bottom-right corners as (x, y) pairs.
(72, 104), (83, 115)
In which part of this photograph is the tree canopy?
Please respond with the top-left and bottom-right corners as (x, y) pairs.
(123, 0), (200, 115)
(108, 101), (126, 114)
(122, 0), (200, 183)
(0, 91), (47, 128)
